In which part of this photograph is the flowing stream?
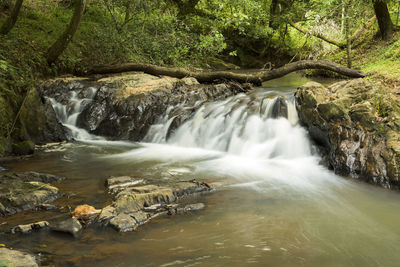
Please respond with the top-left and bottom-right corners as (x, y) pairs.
(2, 74), (400, 266)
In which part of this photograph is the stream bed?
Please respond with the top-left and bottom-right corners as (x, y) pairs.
(2, 74), (400, 266)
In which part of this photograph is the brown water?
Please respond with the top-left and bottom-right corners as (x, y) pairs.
(2, 74), (400, 267)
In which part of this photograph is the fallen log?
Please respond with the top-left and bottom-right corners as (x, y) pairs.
(88, 60), (366, 85)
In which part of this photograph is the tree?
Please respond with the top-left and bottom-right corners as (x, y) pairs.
(345, 0), (352, 68)
(373, 0), (393, 40)
(46, 0), (87, 65)
(0, 0), (23, 35)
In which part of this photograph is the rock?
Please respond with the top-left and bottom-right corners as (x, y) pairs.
(109, 213), (139, 232)
(51, 217), (82, 237)
(183, 203), (205, 212)
(0, 247), (38, 267)
(39, 203), (59, 211)
(11, 140), (35, 155)
(296, 79), (400, 188)
(18, 87), (67, 144)
(270, 96), (288, 119)
(99, 177), (214, 232)
(106, 176), (145, 193)
(0, 172), (64, 216)
(38, 73), (250, 141)
(11, 221), (49, 234)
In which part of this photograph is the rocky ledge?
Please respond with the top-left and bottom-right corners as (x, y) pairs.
(0, 172), (64, 216)
(38, 72), (251, 140)
(295, 79), (400, 188)
(97, 176), (214, 232)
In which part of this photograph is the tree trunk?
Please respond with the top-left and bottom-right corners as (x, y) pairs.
(0, 0), (23, 35)
(124, 0), (132, 25)
(289, 21), (346, 48)
(46, 0), (87, 65)
(346, 17), (352, 68)
(290, 15), (375, 49)
(373, 0), (393, 40)
(269, 0), (279, 29)
(341, 0), (345, 33)
(87, 60), (366, 85)
(345, 1), (351, 68)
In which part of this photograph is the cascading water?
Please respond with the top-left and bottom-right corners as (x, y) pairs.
(110, 88), (340, 193)
(46, 87), (103, 141)
(144, 90), (308, 158)
(9, 75), (400, 267)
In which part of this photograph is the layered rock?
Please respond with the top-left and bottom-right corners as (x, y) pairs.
(98, 176), (214, 232)
(0, 172), (65, 216)
(0, 247), (38, 267)
(38, 72), (250, 141)
(295, 79), (400, 188)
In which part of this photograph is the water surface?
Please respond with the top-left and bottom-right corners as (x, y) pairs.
(2, 73), (400, 267)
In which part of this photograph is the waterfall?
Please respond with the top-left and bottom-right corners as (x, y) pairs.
(143, 90), (311, 160)
(105, 88), (330, 192)
(47, 87), (103, 141)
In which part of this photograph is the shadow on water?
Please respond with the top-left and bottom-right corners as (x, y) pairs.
(2, 73), (400, 266)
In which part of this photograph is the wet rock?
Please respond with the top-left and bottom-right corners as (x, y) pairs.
(106, 176), (145, 193)
(296, 79), (400, 189)
(98, 177), (214, 232)
(0, 172), (64, 216)
(0, 247), (38, 267)
(38, 73), (250, 141)
(51, 217), (82, 237)
(39, 203), (59, 211)
(18, 87), (67, 144)
(11, 221), (49, 234)
(270, 96), (288, 119)
(11, 140), (35, 156)
(183, 203), (205, 212)
(109, 213), (139, 232)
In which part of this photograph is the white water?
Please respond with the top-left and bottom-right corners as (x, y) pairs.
(35, 77), (400, 266)
(47, 87), (104, 141)
(103, 89), (350, 195)
(48, 86), (345, 193)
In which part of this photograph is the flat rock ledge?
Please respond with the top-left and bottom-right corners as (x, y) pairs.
(0, 247), (38, 267)
(295, 79), (400, 188)
(0, 172), (64, 216)
(98, 176), (214, 232)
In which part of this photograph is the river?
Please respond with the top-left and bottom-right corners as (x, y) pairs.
(2, 73), (400, 266)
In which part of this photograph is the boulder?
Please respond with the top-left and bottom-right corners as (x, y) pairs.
(18, 87), (67, 144)
(11, 140), (35, 156)
(98, 176), (214, 232)
(51, 217), (82, 237)
(0, 172), (64, 216)
(295, 79), (400, 188)
(0, 247), (38, 267)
